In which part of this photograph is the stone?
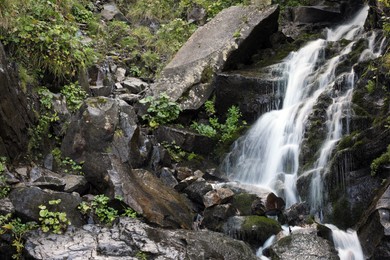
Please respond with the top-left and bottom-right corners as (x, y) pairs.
(284, 202), (311, 226)
(0, 197), (14, 215)
(291, 6), (343, 25)
(32, 175), (66, 191)
(223, 215), (282, 248)
(269, 228), (339, 260)
(176, 166), (193, 181)
(202, 204), (236, 231)
(158, 167), (178, 188)
(89, 85), (112, 97)
(183, 178), (213, 205)
(24, 218), (258, 260)
(117, 93), (141, 104)
(115, 67), (126, 82)
(122, 77), (148, 94)
(101, 2), (123, 21)
(203, 188), (234, 208)
(265, 192), (286, 215)
(8, 186), (84, 227)
(251, 197), (266, 216)
(155, 126), (216, 155)
(232, 192), (261, 216)
(62, 174), (89, 194)
(174, 175), (198, 192)
(151, 5), (279, 110)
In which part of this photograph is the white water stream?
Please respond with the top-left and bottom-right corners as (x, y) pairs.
(222, 5), (384, 260)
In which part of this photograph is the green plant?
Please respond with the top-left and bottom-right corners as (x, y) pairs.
(61, 82), (88, 112)
(162, 141), (188, 162)
(139, 93), (182, 128)
(0, 214), (37, 260)
(79, 195), (118, 224)
(38, 199), (70, 234)
(191, 122), (217, 138)
(52, 148), (84, 175)
(136, 251), (148, 260)
(0, 157), (10, 199)
(371, 145), (390, 176)
(366, 80), (375, 94)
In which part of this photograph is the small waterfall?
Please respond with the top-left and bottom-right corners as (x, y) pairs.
(326, 224), (364, 260)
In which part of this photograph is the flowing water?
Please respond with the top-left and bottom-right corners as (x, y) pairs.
(221, 5), (385, 260)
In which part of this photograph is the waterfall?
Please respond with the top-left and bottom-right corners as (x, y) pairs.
(221, 5), (385, 260)
(222, 5), (381, 208)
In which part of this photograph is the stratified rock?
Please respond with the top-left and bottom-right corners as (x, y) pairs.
(223, 215), (282, 248)
(269, 228), (339, 260)
(203, 188), (234, 208)
(24, 218), (258, 260)
(0, 43), (34, 159)
(8, 186), (84, 227)
(151, 5), (279, 110)
(358, 181), (390, 259)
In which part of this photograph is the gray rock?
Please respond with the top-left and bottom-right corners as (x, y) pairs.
(115, 67), (126, 82)
(122, 77), (148, 94)
(151, 5), (279, 110)
(291, 6), (343, 25)
(203, 188), (234, 208)
(8, 186), (84, 226)
(183, 178), (213, 205)
(62, 174), (89, 194)
(101, 2), (123, 21)
(202, 204), (236, 231)
(32, 175), (66, 191)
(0, 197), (14, 215)
(269, 227), (339, 260)
(24, 218), (258, 260)
(159, 167), (178, 188)
(90, 85), (112, 97)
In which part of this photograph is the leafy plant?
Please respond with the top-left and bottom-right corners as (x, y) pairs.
(61, 82), (88, 113)
(51, 148), (84, 175)
(38, 199), (70, 234)
(0, 214), (37, 260)
(139, 93), (182, 128)
(371, 144), (390, 176)
(0, 157), (10, 199)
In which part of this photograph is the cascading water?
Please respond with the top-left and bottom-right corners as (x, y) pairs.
(222, 5), (385, 260)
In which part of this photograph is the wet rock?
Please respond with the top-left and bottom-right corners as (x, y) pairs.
(265, 192), (286, 215)
(8, 186), (84, 227)
(269, 228), (339, 260)
(203, 188), (234, 208)
(358, 181), (390, 259)
(232, 192), (259, 216)
(183, 178), (213, 205)
(151, 5), (279, 110)
(202, 204), (236, 231)
(223, 215), (282, 248)
(251, 197), (266, 216)
(285, 202), (311, 226)
(155, 126), (216, 155)
(24, 218), (258, 260)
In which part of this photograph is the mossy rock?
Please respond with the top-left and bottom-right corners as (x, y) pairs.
(231, 193), (258, 216)
(223, 215), (281, 248)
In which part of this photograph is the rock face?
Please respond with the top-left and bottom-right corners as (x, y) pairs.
(0, 43), (33, 159)
(151, 5), (279, 110)
(358, 181), (390, 259)
(24, 218), (258, 260)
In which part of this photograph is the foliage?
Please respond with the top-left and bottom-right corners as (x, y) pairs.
(366, 80), (375, 94)
(0, 214), (37, 260)
(38, 199), (70, 234)
(28, 87), (59, 153)
(51, 148), (84, 175)
(0, 157), (10, 199)
(78, 195), (137, 224)
(136, 251), (148, 260)
(0, 0), (98, 81)
(191, 99), (246, 144)
(61, 82), (88, 113)
(139, 93), (182, 128)
(371, 145), (390, 176)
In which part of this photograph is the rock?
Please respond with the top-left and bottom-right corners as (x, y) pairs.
(284, 202), (311, 226)
(62, 174), (89, 194)
(265, 192), (286, 215)
(115, 67), (126, 82)
(158, 167), (178, 188)
(269, 228), (339, 260)
(0, 43), (34, 159)
(101, 2), (126, 21)
(251, 197), (266, 216)
(187, 6), (206, 24)
(151, 5), (279, 110)
(357, 181), (390, 259)
(203, 188), (234, 208)
(117, 93), (141, 104)
(183, 178), (213, 205)
(223, 215), (282, 248)
(291, 6), (343, 25)
(122, 77), (148, 94)
(232, 192), (261, 216)
(31, 175), (66, 191)
(24, 218), (258, 260)
(8, 186), (84, 227)
(0, 197), (14, 215)
(176, 166), (193, 181)
(155, 126), (216, 155)
(202, 204), (236, 231)
(174, 175), (198, 192)
(89, 85), (112, 97)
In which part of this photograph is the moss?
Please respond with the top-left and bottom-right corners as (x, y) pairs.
(232, 193), (258, 216)
(242, 215), (280, 231)
(276, 234), (292, 247)
(200, 65), (214, 84)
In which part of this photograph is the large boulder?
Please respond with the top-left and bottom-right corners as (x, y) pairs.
(151, 5), (279, 110)
(24, 218), (258, 260)
(269, 227), (339, 260)
(0, 43), (34, 159)
(357, 181), (390, 259)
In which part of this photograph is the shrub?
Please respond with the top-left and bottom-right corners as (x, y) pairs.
(371, 145), (390, 176)
(38, 199), (70, 234)
(139, 93), (182, 128)
(61, 82), (88, 113)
